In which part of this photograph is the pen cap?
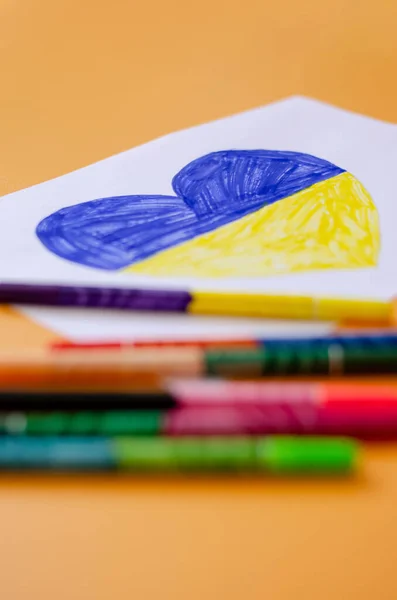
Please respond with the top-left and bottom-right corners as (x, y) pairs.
(257, 436), (358, 474)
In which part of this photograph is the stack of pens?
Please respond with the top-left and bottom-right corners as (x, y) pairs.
(3, 283), (397, 476)
(4, 331), (397, 477)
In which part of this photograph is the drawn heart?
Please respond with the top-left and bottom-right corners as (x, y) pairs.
(36, 150), (379, 277)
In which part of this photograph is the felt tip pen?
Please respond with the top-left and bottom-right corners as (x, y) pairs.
(4, 402), (397, 438)
(2, 344), (397, 388)
(0, 391), (175, 411)
(0, 348), (202, 387)
(0, 282), (393, 324)
(164, 405), (397, 438)
(52, 339), (258, 351)
(167, 379), (397, 407)
(0, 435), (358, 474)
(1, 379), (397, 411)
(204, 346), (397, 377)
(51, 331), (397, 352)
(260, 334), (397, 349)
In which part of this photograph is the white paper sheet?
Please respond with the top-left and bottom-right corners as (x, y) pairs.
(16, 307), (333, 342)
(1, 95), (396, 340)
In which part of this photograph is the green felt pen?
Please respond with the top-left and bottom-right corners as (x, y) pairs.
(0, 411), (163, 436)
(114, 436), (357, 474)
(0, 436), (358, 474)
(205, 344), (397, 377)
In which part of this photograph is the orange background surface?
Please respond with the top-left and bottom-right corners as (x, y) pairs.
(1, 0), (397, 597)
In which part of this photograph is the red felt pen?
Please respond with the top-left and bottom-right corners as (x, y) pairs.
(52, 339), (258, 350)
(164, 404), (397, 437)
(167, 379), (397, 407)
(164, 380), (397, 438)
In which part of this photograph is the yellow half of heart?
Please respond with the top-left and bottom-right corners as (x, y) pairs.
(124, 171), (380, 279)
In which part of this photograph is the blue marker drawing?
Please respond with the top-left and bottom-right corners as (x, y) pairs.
(36, 150), (345, 271)
(172, 150), (344, 216)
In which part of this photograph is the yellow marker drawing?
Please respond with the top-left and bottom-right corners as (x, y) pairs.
(125, 172), (380, 279)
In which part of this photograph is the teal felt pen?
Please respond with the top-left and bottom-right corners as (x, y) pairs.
(0, 436), (358, 474)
